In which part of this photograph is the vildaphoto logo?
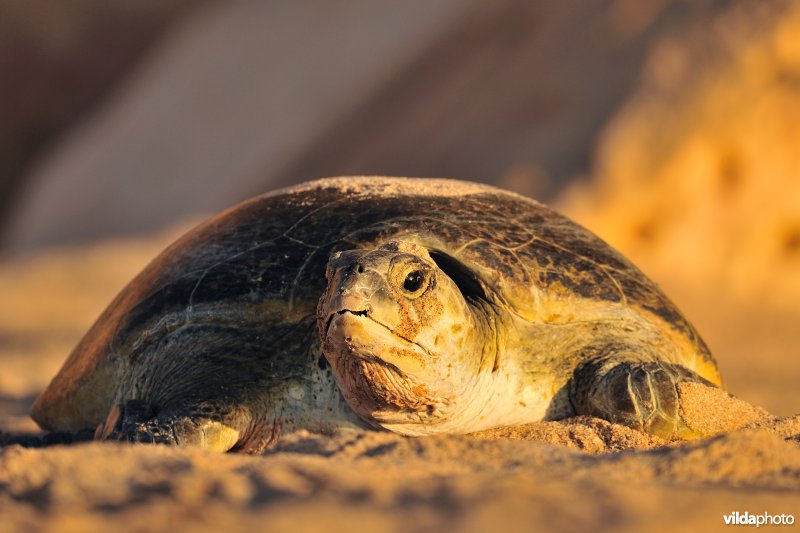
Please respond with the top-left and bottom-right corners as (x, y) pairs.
(723, 512), (795, 527)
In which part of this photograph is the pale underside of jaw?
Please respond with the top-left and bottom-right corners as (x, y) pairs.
(322, 312), (557, 435)
(321, 312), (531, 434)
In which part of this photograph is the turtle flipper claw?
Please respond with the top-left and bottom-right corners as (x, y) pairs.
(95, 400), (177, 445)
(95, 400), (241, 451)
(571, 359), (717, 440)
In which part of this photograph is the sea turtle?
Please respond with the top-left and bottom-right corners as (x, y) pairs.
(31, 177), (722, 453)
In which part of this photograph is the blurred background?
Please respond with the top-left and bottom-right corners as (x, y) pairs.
(0, 0), (799, 431)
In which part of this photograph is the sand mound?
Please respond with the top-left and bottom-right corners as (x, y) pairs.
(560, 1), (800, 312)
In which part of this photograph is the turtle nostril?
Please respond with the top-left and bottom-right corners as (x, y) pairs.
(356, 263), (365, 274)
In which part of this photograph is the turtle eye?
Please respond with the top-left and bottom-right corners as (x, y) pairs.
(401, 269), (428, 296)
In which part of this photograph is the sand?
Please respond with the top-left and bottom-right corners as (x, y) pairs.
(2, 413), (799, 532)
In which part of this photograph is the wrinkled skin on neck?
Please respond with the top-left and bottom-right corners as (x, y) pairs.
(317, 241), (496, 435)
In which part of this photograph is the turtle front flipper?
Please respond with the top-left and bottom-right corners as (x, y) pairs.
(569, 356), (718, 440)
(95, 400), (248, 453)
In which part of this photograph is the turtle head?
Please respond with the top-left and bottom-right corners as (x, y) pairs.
(317, 240), (494, 434)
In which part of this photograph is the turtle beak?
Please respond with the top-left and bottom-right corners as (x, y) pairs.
(319, 258), (384, 330)
(323, 304), (371, 338)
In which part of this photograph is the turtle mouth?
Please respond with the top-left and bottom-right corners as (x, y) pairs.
(322, 308), (433, 375)
(323, 309), (432, 357)
(323, 308), (369, 338)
